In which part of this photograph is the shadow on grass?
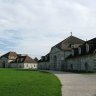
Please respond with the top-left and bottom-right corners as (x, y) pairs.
(15, 68), (38, 72)
(15, 69), (51, 74)
(39, 70), (51, 74)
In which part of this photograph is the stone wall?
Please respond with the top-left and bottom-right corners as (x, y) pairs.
(66, 54), (96, 72)
(38, 62), (50, 70)
(50, 47), (71, 71)
(0, 57), (9, 68)
(11, 63), (38, 69)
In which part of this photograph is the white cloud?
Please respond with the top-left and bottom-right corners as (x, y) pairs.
(0, 0), (96, 58)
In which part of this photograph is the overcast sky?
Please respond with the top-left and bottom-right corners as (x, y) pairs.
(0, 0), (96, 58)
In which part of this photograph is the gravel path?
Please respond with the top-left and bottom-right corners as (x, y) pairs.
(48, 71), (96, 96)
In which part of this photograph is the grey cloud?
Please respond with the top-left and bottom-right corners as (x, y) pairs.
(0, 0), (96, 58)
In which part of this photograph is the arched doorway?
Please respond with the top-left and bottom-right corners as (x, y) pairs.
(85, 63), (88, 72)
(54, 56), (57, 70)
(2, 62), (5, 68)
(70, 64), (73, 71)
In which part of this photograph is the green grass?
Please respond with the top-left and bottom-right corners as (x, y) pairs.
(0, 69), (61, 96)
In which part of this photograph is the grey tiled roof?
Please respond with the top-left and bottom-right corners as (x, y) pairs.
(52, 36), (85, 51)
(12, 55), (37, 63)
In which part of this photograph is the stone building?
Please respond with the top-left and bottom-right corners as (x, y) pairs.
(38, 35), (85, 71)
(66, 37), (96, 72)
(38, 53), (50, 70)
(0, 51), (37, 69)
(11, 55), (37, 69)
(0, 52), (17, 68)
(49, 35), (85, 71)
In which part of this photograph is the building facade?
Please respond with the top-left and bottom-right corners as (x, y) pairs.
(38, 35), (85, 71)
(0, 52), (37, 69)
(38, 54), (50, 70)
(66, 38), (96, 72)
(0, 52), (17, 68)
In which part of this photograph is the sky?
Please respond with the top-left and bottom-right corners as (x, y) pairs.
(0, 0), (96, 59)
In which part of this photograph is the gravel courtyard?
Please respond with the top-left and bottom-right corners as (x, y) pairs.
(50, 71), (96, 96)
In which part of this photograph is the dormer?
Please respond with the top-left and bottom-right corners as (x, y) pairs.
(41, 56), (45, 61)
(45, 56), (47, 61)
(20, 58), (23, 62)
(78, 47), (81, 55)
(69, 44), (75, 48)
(86, 43), (89, 53)
(94, 49), (96, 54)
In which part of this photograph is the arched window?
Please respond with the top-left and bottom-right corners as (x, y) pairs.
(34, 64), (36, 68)
(86, 43), (89, 53)
(85, 63), (88, 72)
(54, 56), (57, 70)
(78, 47), (81, 55)
(70, 64), (73, 71)
(72, 49), (74, 56)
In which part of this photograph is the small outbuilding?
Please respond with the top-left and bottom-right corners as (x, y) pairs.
(0, 52), (38, 69)
(11, 55), (37, 69)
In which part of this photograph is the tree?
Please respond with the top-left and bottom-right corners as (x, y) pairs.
(34, 57), (38, 62)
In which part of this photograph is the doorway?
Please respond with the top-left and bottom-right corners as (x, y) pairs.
(2, 62), (5, 68)
(70, 64), (73, 71)
(85, 63), (88, 72)
(54, 56), (57, 70)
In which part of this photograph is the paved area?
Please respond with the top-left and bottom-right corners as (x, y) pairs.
(48, 71), (96, 96)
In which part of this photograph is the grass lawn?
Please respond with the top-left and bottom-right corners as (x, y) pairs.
(0, 69), (61, 96)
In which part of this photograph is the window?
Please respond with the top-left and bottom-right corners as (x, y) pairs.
(78, 47), (81, 55)
(26, 64), (28, 67)
(85, 63), (88, 72)
(70, 64), (73, 70)
(45, 57), (47, 61)
(2, 62), (5, 68)
(72, 49), (74, 56)
(86, 44), (89, 53)
(71, 45), (75, 48)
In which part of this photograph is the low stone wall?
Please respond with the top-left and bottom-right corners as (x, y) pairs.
(38, 62), (50, 70)
(66, 54), (96, 72)
(10, 63), (38, 69)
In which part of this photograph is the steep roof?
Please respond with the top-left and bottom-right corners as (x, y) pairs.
(24, 56), (37, 63)
(13, 55), (37, 63)
(62, 35), (84, 44)
(52, 35), (85, 51)
(86, 37), (96, 44)
(0, 51), (17, 59)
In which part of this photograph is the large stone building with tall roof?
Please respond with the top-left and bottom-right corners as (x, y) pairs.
(38, 35), (85, 71)
(49, 35), (85, 70)
(38, 35), (96, 72)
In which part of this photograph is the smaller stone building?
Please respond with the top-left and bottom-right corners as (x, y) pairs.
(11, 55), (37, 69)
(0, 51), (37, 69)
(38, 53), (50, 70)
(66, 38), (96, 72)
